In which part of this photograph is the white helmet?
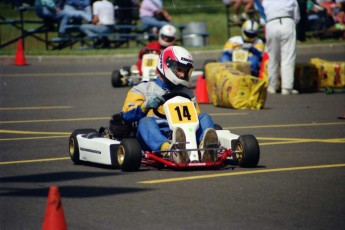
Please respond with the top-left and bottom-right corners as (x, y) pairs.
(242, 20), (259, 42)
(158, 25), (177, 47)
(157, 46), (194, 87)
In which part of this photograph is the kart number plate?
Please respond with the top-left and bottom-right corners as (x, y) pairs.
(143, 57), (157, 68)
(167, 102), (197, 124)
(233, 49), (248, 62)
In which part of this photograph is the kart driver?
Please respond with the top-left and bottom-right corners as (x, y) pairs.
(121, 46), (219, 163)
(136, 24), (177, 76)
(220, 19), (264, 77)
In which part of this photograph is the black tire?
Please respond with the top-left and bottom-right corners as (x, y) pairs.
(69, 129), (97, 164)
(111, 70), (123, 87)
(214, 124), (223, 130)
(234, 135), (260, 168)
(115, 138), (142, 171)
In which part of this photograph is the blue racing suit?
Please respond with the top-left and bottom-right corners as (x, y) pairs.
(121, 78), (215, 151)
(220, 35), (264, 77)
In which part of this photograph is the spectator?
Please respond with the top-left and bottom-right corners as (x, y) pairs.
(262, 0), (301, 95)
(121, 46), (218, 163)
(139, 0), (172, 31)
(228, 0), (254, 24)
(136, 24), (177, 75)
(306, 0), (335, 35)
(34, 0), (68, 34)
(334, 1), (345, 38)
(61, 0), (92, 36)
(220, 20), (264, 77)
(80, 0), (115, 48)
(297, 0), (308, 42)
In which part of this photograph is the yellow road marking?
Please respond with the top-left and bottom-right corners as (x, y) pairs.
(0, 130), (70, 135)
(223, 122), (345, 130)
(0, 72), (109, 77)
(0, 117), (109, 124)
(257, 137), (345, 145)
(0, 135), (68, 141)
(138, 164), (345, 184)
(0, 157), (69, 165)
(209, 112), (247, 116)
(0, 106), (72, 111)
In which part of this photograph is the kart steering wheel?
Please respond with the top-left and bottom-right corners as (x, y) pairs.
(153, 91), (192, 119)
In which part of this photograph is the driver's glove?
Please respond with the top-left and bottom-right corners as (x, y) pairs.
(242, 43), (252, 50)
(141, 94), (165, 112)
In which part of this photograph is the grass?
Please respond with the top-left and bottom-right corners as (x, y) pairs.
(1, 1), (344, 56)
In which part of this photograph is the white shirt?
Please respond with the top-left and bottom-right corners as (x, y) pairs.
(262, 0), (300, 24)
(93, 0), (115, 25)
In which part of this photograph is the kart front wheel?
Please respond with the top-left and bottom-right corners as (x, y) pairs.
(69, 129), (98, 164)
(116, 138), (142, 171)
(111, 70), (123, 87)
(234, 135), (260, 168)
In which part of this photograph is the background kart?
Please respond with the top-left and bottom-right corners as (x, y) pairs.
(111, 53), (203, 88)
(68, 94), (260, 171)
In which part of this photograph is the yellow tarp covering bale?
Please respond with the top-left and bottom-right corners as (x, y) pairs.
(310, 58), (345, 88)
(204, 62), (251, 99)
(211, 68), (267, 110)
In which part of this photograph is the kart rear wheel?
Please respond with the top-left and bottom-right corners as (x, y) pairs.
(111, 70), (123, 87)
(234, 135), (260, 168)
(116, 138), (142, 171)
(69, 129), (98, 164)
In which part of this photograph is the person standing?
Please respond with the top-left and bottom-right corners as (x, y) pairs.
(262, 0), (301, 95)
(80, 0), (115, 48)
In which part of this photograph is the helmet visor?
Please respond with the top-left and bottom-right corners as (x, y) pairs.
(244, 30), (257, 38)
(160, 34), (175, 43)
(167, 58), (193, 82)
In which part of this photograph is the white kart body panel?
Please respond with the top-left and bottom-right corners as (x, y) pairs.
(216, 130), (239, 149)
(77, 134), (120, 165)
(141, 53), (159, 81)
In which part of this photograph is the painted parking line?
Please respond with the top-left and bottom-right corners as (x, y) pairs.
(0, 106), (72, 111)
(223, 122), (345, 130)
(0, 72), (109, 77)
(138, 164), (345, 184)
(0, 117), (109, 124)
(0, 157), (69, 165)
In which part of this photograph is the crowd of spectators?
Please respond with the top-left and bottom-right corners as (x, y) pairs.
(13, 0), (345, 47)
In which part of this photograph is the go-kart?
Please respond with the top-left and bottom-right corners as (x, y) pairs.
(68, 92), (260, 171)
(111, 53), (159, 87)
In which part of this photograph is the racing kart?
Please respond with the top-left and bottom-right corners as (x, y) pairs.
(68, 93), (260, 171)
(111, 53), (159, 87)
(111, 53), (203, 88)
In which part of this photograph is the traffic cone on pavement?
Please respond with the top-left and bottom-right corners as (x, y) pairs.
(14, 39), (27, 66)
(195, 75), (209, 104)
(42, 186), (67, 230)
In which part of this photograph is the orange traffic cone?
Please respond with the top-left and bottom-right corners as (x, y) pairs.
(195, 75), (209, 104)
(14, 39), (27, 66)
(42, 186), (67, 230)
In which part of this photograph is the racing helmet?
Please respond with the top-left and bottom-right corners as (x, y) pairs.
(158, 25), (177, 47)
(242, 20), (259, 42)
(157, 46), (194, 87)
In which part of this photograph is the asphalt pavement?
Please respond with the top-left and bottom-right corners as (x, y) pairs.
(0, 43), (345, 230)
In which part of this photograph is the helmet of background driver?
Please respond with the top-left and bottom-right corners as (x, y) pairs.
(157, 46), (194, 87)
(242, 20), (259, 42)
(158, 25), (177, 47)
